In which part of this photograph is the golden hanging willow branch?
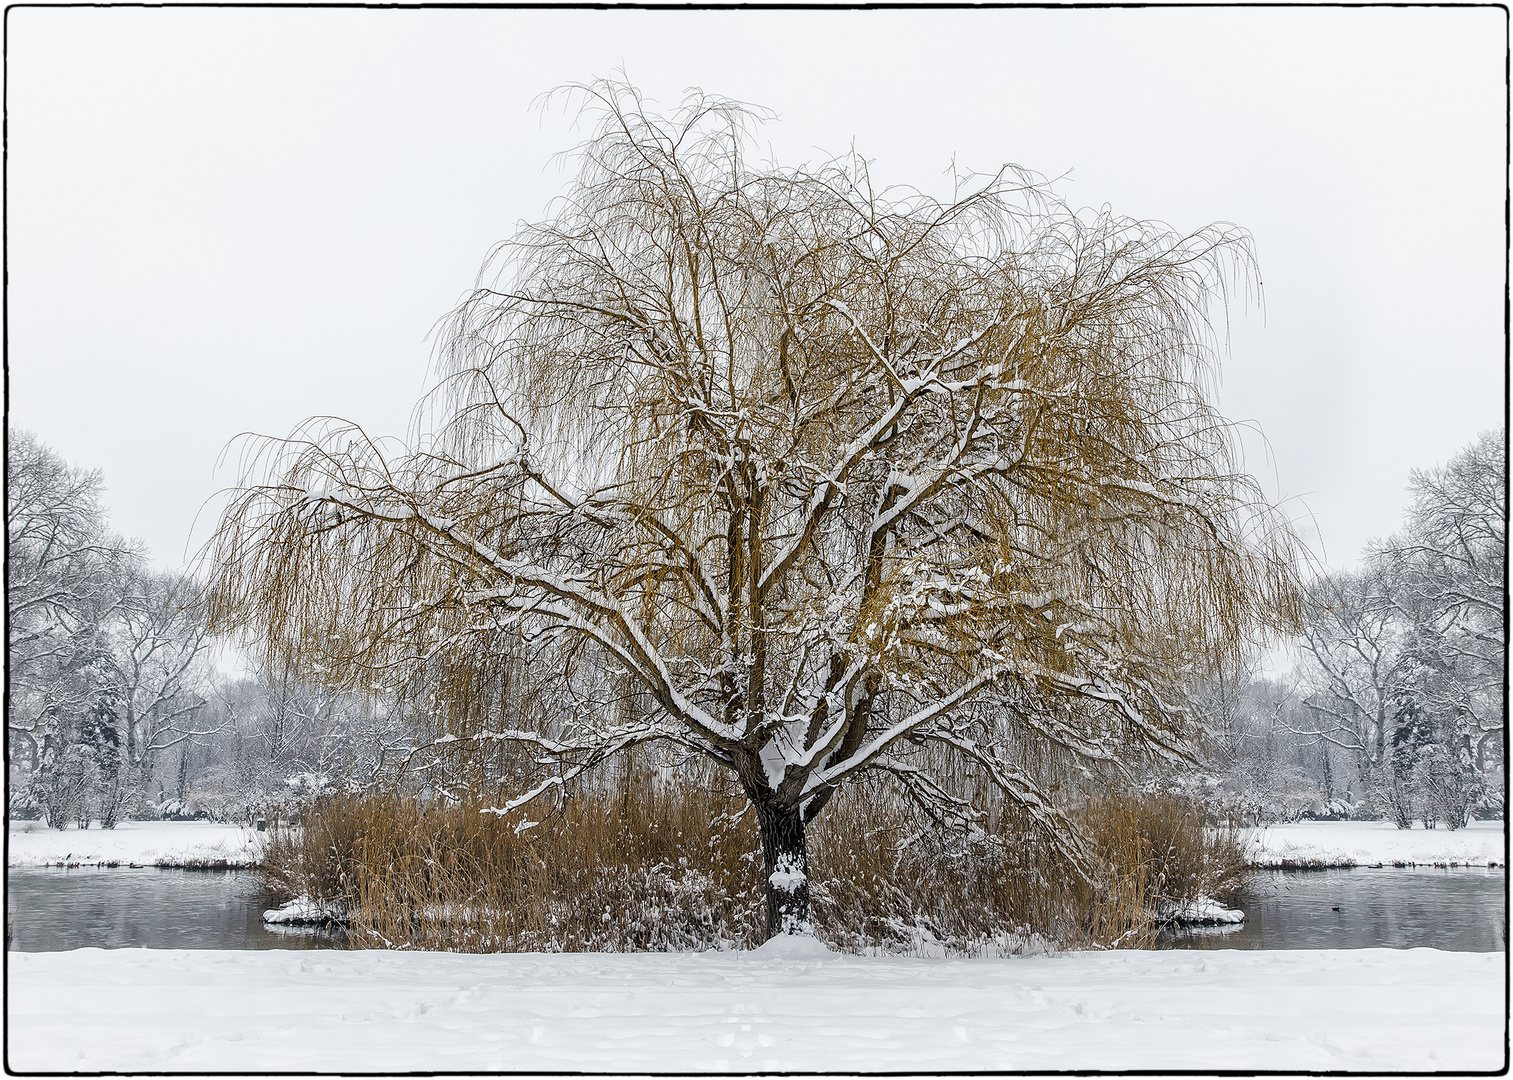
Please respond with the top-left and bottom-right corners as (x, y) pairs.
(206, 80), (1304, 933)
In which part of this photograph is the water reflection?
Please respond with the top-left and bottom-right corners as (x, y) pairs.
(1162, 867), (1507, 951)
(7, 867), (346, 951)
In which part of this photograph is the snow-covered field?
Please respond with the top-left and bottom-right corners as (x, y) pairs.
(9, 817), (1503, 871)
(6, 820), (264, 868)
(7, 942), (1503, 1072)
(1247, 819), (1505, 868)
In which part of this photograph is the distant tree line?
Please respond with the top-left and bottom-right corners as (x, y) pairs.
(6, 430), (403, 828)
(1210, 431), (1504, 826)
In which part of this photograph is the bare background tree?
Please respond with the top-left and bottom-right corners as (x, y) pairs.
(108, 567), (217, 805)
(1296, 568), (1400, 799)
(208, 82), (1304, 938)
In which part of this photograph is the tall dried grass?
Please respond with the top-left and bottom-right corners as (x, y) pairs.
(1076, 791), (1252, 947)
(264, 778), (762, 951)
(263, 777), (1247, 954)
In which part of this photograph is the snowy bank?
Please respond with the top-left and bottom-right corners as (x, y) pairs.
(1157, 894), (1245, 925)
(8, 946), (1503, 1072)
(6, 820), (264, 869)
(261, 897), (346, 926)
(1247, 819), (1505, 868)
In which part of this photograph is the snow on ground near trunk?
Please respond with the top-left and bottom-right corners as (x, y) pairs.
(8, 947), (1504, 1072)
(6, 820), (263, 868)
(1247, 819), (1505, 868)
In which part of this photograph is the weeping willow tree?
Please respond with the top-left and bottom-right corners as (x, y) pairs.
(207, 81), (1303, 940)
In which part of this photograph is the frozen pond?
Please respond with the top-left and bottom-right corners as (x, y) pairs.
(1162, 866), (1506, 951)
(7, 865), (1505, 953)
(7, 867), (343, 951)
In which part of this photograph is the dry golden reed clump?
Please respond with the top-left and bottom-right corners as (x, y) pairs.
(264, 776), (1248, 955)
(1075, 791), (1252, 947)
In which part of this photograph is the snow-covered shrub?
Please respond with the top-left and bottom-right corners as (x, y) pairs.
(286, 772), (334, 797)
(804, 783), (1084, 956)
(1297, 797), (1356, 821)
(93, 768), (140, 829)
(172, 787), (246, 823)
(155, 797), (212, 821)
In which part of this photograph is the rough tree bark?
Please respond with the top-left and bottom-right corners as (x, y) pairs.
(752, 795), (812, 937)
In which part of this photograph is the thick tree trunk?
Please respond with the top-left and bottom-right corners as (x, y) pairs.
(754, 798), (812, 939)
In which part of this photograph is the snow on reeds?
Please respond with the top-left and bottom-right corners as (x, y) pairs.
(262, 775), (1247, 954)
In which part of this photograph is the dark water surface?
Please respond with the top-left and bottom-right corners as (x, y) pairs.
(8, 865), (1506, 953)
(7, 867), (345, 951)
(1161, 867), (1507, 952)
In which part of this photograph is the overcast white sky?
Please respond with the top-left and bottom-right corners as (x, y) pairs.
(7, 6), (1506, 578)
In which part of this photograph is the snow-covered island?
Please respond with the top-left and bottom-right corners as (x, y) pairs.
(7, 819), (265, 869)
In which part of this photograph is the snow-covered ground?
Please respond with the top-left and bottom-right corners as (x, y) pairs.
(9, 817), (1502, 870)
(8, 943), (1503, 1072)
(1246, 819), (1505, 868)
(6, 820), (264, 868)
